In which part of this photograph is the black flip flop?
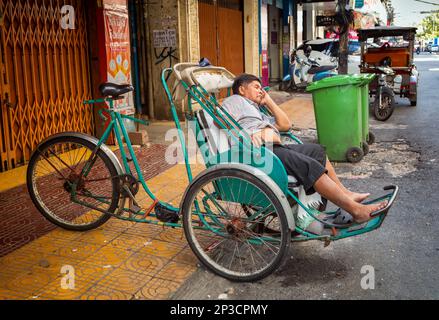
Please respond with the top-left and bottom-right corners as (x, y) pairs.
(323, 210), (354, 226)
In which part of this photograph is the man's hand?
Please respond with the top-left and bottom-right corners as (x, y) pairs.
(258, 89), (292, 132)
(251, 128), (281, 147)
(259, 88), (274, 106)
(251, 130), (264, 147)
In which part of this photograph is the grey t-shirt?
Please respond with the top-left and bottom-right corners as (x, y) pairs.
(221, 95), (279, 136)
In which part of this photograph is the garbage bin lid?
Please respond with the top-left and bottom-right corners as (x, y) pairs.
(306, 75), (364, 92)
(350, 73), (377, 85)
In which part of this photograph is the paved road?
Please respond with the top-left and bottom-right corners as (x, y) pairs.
(172, 53), (439, 300)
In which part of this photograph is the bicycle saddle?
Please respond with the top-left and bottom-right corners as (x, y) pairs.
(99, 82), (134, 98)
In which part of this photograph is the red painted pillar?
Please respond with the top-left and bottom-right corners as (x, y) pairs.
(93, 0), (134, 141)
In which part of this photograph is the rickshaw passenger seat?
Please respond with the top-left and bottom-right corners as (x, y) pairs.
(195, 109), (300, 188)
(196, 109), (231, 155)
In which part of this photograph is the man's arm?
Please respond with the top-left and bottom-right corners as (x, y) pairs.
(260, 90), (292, 132)
(251, 127), (281, 147)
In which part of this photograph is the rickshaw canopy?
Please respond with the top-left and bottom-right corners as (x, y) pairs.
(358, 26), (417, 42)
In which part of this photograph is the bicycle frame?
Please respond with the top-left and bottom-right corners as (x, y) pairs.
(78, 96), (289, 238)
(80, 97), (182, 227)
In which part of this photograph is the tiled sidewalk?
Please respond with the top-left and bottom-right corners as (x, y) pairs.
(0, 145), (205, 300)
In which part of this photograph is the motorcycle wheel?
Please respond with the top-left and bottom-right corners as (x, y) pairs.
(279, 81), (290, 91)
(362, 141), (369, 156)
(367, 132), (376, 145)
(374, 87), (395, 121)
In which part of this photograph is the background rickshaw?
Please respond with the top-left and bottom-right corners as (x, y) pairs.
(358, 27), (419, 120)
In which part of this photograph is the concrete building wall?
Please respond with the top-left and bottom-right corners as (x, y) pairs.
(268, 5), (281, 82)
(142, 0), (200, 120)
(140, 0), (260, 120)
(243, 0), (260, 76)
(296, 4), (304, 46)
(306, 8), (314, 41)
(179, 0), (200, 63)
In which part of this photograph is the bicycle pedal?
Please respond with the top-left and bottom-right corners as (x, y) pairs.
(155, 204), (179, 223)
(126, 193), (142, 215)
(130, 203), (142, 214)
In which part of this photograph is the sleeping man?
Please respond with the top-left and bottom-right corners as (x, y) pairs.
(221, 74), (388, 233)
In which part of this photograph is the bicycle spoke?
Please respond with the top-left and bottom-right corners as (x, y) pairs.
(29, 139), (117, 230)
(184, 171), (288, 281)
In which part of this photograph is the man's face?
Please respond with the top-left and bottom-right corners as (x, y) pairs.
(238, 80), (263, 104)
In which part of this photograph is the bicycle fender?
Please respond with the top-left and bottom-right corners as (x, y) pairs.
(35, 132), (125, 177)
(181, 163), (296, 231)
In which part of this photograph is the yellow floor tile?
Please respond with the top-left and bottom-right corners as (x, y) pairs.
(0, 265), (59, 296)
(154, 188), (184, 202)
(75, 228), (120, 246)
(93, 268), (152, 294)
(32, 260), (113, 300)
(33, 282), (88, 300)
(109, 233), (155, 253)
(167, 194), (184, 207)
(154, 227), (186, 245)
(134, 277), (182, 300)
(19, 236), (78, 256)
(124, 222), (164, 239)
(147, 176), (173, 191)
(0, 165), (27, 192)
(55, 241), (103, 260)
(82, 246), (133, 268)
(96, 218), (133, 233)
(172, 247), (198, 266)
(138, 240), (184, 259)
(0, 248), (62, 271)
(43, 228), (84, 241)
(120, 252), (168, 276)
(0, 254), (84, 295)
(0, 287), (32, 300)
(155, 261), (196, 282)
(79, 285), (134, 300)
(136, 197), (156, 208)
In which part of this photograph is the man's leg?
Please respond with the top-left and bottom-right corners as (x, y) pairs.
(324, 157), (370, 203)
(313, 173), (386, 223)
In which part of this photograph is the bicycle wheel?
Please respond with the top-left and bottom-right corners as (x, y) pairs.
(181, 168), (290, 282)
(27, 135), (120, 231)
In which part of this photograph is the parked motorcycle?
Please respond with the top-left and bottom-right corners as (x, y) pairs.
(279, 46), (337, 91)
(371, 64), (396, 121)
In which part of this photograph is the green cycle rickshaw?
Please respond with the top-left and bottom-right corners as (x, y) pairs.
(26, 62), (399, 282)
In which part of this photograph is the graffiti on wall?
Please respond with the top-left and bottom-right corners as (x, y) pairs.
(153, 29), (178, 80)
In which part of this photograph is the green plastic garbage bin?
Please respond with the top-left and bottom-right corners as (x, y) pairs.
(307, 75), (365, 163)
(360, 74), (376, 147)
(351, 74), (376, 155)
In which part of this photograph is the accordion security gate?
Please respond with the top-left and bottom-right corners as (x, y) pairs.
(0, 0), (94, 172)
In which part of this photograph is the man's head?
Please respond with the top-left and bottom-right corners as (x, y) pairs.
(232, 74), (263, 104)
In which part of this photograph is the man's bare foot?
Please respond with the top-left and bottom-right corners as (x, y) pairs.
(346, 191), (370, 203)
(351, 201), (388, 223)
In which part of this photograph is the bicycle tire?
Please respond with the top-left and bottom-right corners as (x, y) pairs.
(27, 135), (120, 231)
(181, 168), (290, 282)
